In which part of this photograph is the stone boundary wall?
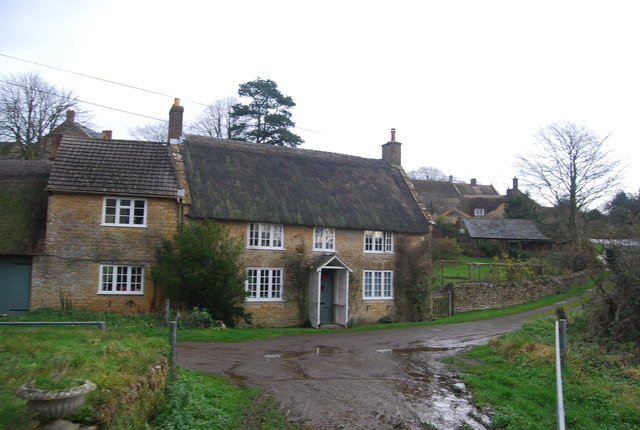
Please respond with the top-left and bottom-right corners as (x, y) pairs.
(443, 271), (591, 314)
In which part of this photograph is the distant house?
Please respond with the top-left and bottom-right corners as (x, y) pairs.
(412, 177), (504, 221)
(0, 160), (51, 315)
(177, 126), (433, 327)
(462, 218), (552, 253)
(0, 109), (106, 160)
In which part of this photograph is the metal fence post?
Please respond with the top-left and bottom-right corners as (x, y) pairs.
(169, 321), (177, 377)
(165, 299), (170, 325)
(555, 320), (566, 430)
(558, 319), (567, 368)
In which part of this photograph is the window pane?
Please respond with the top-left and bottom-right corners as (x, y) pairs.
(364, 271), (372, 297)
(116, 266), (128, 291)
(101, 266), (113, 291)
(272, 270), (282, 298)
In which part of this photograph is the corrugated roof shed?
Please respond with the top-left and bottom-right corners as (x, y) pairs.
(182, 135), (430, 234)
(0, 160), (52, 254)
(463, 218), (551, 241)
(47, 137), (179, 197)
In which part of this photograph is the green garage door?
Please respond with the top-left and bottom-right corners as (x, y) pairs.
(0, 257), (32, 316)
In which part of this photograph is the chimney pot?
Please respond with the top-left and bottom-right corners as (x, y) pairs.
(382, 129), (401, 166)
(102, 130), (112, 140)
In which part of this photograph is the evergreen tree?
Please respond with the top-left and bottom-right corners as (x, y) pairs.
(230, 78), (303, 147)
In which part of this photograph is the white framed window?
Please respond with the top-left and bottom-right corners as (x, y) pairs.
(474, 208), (485, 217)
(99, 265), (144, 294)
(313, 227), (335, 251)
(102, 197), (147, 227)
(363, 270), (393, 299)
(245, 268), (283, 301)
(364, 231), (393, 253)
(247, 223), (284, 249)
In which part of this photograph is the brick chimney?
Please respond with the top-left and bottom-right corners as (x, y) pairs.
(101, 130), (112, 140)
(66, 110), (75, 123)
(382, 128), (401, 166)
(49, 134), (63, 161)
(471, 178), (477, 186)
(168, 98), (184, 144)
(507, 177), (520, 196)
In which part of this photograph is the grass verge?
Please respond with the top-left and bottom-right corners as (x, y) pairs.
(146, 367), (301, 430)
(449, 313), (640, 429)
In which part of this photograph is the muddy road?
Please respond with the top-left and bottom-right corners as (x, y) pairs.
(178, 306), (558, 429)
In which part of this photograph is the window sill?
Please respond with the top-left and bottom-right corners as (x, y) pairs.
(97, 292), (144, 295)
(100, 223), (147, 228)
(246, 246), (285, 251)
(363, 297), (394, 301)
(246, 299), (284, 303)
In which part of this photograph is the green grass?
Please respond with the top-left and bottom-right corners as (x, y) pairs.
(0, 321), (167, 429)
(147, 368), (300, 430)
(451, 314), (640, 429)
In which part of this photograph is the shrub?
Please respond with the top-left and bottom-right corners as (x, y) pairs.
(432, 237), (463, 260)
(152, 220), (248, 327)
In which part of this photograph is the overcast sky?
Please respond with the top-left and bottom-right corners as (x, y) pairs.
(1, 0), (638, 208)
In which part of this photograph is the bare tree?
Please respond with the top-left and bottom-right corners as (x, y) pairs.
(189, 97), (238, 138)
(128, 120), (168, 142)
(0, 72), (83, 159)
(517, 122), (623, 247)
(407, 166), (450, 181)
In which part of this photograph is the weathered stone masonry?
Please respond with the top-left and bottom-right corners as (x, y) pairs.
(444, 271), (591, 314)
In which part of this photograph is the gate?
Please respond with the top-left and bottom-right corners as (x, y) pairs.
(432, 290), (452, 317)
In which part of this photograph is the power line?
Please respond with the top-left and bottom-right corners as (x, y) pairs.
(0, 53), (324, 134)
(0, 78), (167, 123)
(0, 52), (209, 107)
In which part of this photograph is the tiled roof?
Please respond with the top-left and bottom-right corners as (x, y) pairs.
(463, 218), (551, 241)
(47, 137), (179, 197)
(0, 160), (52, 254)
(182, 135), (430, 234)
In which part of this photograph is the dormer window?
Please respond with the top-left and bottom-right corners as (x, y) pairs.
(474, 208), (485, 217)
(102, 197), (147, 227)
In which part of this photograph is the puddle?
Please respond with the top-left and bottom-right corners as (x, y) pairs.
(264, 345), (339, 360)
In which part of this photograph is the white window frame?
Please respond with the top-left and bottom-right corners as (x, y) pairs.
(313, 227), (336, 251)
(364, 231), (394, 253)
(363, 270), (393, 299)
(245, 268), (283, 301)
(474, 208), (485, 217)
(98, 265), (144, 295)
(247, 223), (284, 249)
(102, 197), (147, 227)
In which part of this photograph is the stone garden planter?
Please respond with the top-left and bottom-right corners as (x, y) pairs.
(15, 379), (96, 428)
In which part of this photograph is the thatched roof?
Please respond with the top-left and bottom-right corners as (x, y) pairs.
(47, 137), (179, 197)
(463, 218), (551, 241)
(0, 160), (52, 255)
(182, 135), (430, 234)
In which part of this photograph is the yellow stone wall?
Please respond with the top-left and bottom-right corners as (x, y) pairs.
(31, 193), (179, 313)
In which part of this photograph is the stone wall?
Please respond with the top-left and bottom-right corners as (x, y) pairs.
(31, 193), (179, 313)
(444, 271), (591, 314)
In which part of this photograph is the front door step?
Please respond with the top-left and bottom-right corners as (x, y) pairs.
(319, 324), (344, 329)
